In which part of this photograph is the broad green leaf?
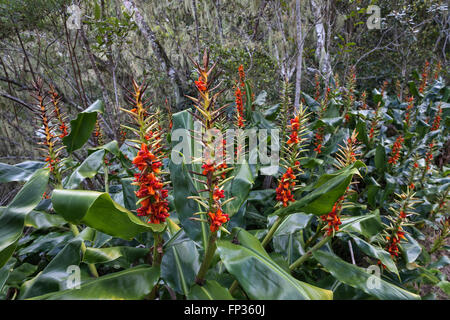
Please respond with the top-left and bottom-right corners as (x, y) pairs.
(216, 228), (332, 300)
(313, 250), (420, 300)
(64, 149), (105, 189)
(0, 168), (49, 268)
(169, 110), (207, 245)
(224, 161), (254, 217)
(375, 144), (386, 173)
(63, 100), (104, 153)
(161, 220), (200, 296)
(30, 266), (160, 300)
(20, 238), (82, 299)
(401, 233), (422, 264)
(24, 210), (66, 230)
(188, 280), (234, 300)
(83, 247), (148, 264)
(275, 161), (364, 217)
(348, 234), (398, 275)
(121, 177), (138, 211)
(52, 189), (164, 240)
(0, 161), (45, 183)
(5, 262), (37, 288)
(0, 259), (16, 291)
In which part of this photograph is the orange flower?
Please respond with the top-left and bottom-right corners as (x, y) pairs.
(213, 187), (225, 201)
(235, 86), (245, 128)
(431, 105), (442, 131)
(388, 135), (404, 165)
(208, 208), (229, 232)
(132, 142), (169, 224)
(195, 76), (207, 92)
(287, 116), (301, 145)
(132, 144), (156, 171)
(276, 167), (296, 207)
(314, 129), (324, 154)
(321, 198), (343, 236)
(202, 162), (215, 176)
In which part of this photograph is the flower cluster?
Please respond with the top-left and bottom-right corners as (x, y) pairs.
(383, 190), (419, 260)
(404, 96), (414, 126)
(433, 61), (442, 80)
(385, 227), (406, 258)
(424, 141), (435, 172)
(321, 196), (344, 236)
(122, 80), (170, 225)
(276, 167), (296, 207)
(388, 135), (404, 165)
(186, 51), (231, 234)
(48, 85), (68, 139)
(132, 145), (169, 224)
(360, 91), (368, 110)
(431, 105), (442, 131)
(235, 65), (246, 128)
(313, 130), (324, 154)
(419, 61), (430, 93)
(277, 106), (308, 208)
(287, 116), (300, 145)
(32, 79), (62, 177)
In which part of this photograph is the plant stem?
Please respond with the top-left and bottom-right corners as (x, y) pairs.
(69, 223), (99, 278)
(195, 231), (217, 285)
(152, 232), (163, 267)
(304, 222), (323, 249)
(103, 162), (109, 193)
(261, 216), (285, 248)
(289, 235), (331, 271)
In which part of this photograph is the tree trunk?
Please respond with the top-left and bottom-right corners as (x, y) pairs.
(311, 0), (332, 85)
(294, 0), (303, 111)
(122, 0), (185, 109)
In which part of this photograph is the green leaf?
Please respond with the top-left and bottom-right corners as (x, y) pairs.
(275, 161), (364, 217)
(0, 168), (49, 268)
(224, 161), (254, 217)
(216, 228), (332, 300)
(188, 280), (234, 300)
(169, 110), (207, 245)
(0, 161), (45, 183)
(51, 189), (164, 240)
(24, 210), (66, 230)
(348, 234), (398, 275)
(313, 250), (420, 300)
(83, 246), (148, 264)
(20, 238), (82, 299)
(30, 266), (160, 300)
(63, 100), (104, 153)
(375, 144), (386, 173)
(0, 259), (16, 291)
(121, 177), (138, 211)
(161, 222), (200, 296)
(64, 149), (105, 189)
(401, 233), (422, 264)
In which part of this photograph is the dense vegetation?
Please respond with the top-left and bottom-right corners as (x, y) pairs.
(0, 0), (448, 300)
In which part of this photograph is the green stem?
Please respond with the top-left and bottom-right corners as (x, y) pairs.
(152, 232), (163, 267)
(289, 235), (331, 271)
(69, 224), (99, 278)
(103, 162), (109, 193)
(195, 231), (217, 285)
(261, 216), (285, 248)
(304, 222), (323, 249)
